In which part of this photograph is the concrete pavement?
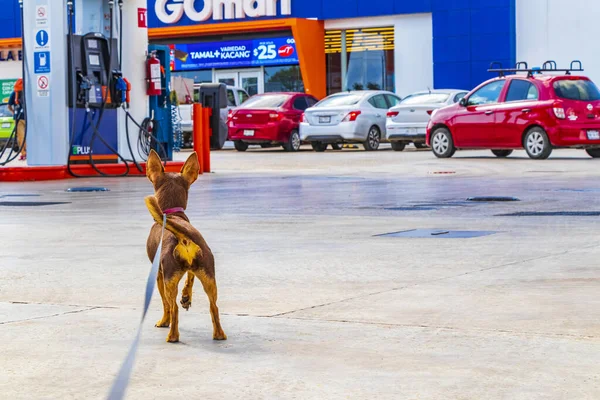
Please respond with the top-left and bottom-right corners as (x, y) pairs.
(1, 146), (600, 399)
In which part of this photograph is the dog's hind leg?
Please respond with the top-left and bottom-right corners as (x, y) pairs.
(164, 271), (185, 343)
(180, 272), (194, 311)
(196, 270), (227, 340)
(155, 268), (170, 328)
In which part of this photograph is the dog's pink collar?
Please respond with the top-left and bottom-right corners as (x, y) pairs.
(163, 207), (185, 215)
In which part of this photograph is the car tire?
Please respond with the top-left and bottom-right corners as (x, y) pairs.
(311, 142), (328, 152)
(586, 149), (600, 158)
(524, 127), (552, 160)
(234, 140), (248, 152)
(431, 127), (456, 158)
(283, 130), (301, 152)
(491, 150), (513, 158)
(363, 126), (381, 151)
(391, 142), (406, 152)
(331, 143), (343, 151)
(414, 142), (427, 149)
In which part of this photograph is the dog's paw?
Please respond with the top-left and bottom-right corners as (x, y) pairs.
(166, 333), (180, 343)
(213, 331), (227, 341)
(155, 318), (170, 328)
(180, 296), (192, 311)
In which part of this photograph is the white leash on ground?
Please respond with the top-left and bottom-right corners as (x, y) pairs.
(106, 213), (166, 400)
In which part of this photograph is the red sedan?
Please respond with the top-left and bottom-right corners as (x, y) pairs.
(228, 92), (318, 152)
(426, 62), (600, 159)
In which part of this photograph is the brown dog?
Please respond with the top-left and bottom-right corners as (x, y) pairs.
(145, 150), (226, 343)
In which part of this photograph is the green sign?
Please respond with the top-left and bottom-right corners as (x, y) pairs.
(0, 79), (17, 104)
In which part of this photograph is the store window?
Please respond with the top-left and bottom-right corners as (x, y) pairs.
(325, 27), (395, 95)
(172, 70), (212, 84)
(264, 65), (304, 93)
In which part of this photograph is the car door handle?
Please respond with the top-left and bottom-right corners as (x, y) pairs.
(485, 110), (493, 115)
(521, 108), (531, 113)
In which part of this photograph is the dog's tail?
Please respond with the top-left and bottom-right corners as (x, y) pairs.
(144, 196), (203, 256)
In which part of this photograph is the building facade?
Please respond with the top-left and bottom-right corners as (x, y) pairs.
(0, 0), (598, 100)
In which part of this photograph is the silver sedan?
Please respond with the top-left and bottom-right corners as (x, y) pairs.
(385, 89), (469, 151)
(300, 90), (402, 151)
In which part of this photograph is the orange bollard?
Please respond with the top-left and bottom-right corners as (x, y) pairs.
(202, 107), (211, 173)
(193, 103), (204, 175)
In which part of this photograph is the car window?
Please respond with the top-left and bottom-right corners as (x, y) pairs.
(368, 94), (389, 109)
(401, 93), (450, 105)
(453, 92), (468, 103)
(293, 96), (308, 111)
(307, 97), (318, 107)
(467, 80), (506, 106)
(0, 104), (11, 117)
(505, 80), (539, 102)
(226, 89), (236, 107)
(316, 93), (363, 107)
(237, 90), (249, 105)
(240, 94), (291, 108)
(385, 94), (402, 107)
(553, 79), (600, 101)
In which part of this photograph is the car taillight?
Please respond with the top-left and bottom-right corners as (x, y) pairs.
(553, 105), (566, 119)
(426, 110), (434, 115)
(301, 113), (307, 123)
(342, 111), (361, 122)
(387, 111), (399, 118)
(269, 112), (281, 121)
(227, 110), (234, 122)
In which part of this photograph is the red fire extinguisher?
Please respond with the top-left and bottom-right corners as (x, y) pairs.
(146, 52), (162, 96)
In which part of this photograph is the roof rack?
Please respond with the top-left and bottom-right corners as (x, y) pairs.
(488, 60), (584, 78)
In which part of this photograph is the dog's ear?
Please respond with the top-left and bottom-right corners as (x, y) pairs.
(180, 152), (200, 186)
(146, 150), (164, 184)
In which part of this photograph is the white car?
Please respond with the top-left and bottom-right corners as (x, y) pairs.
(385, 89), (469, 151)
(178, 85), (249, 148)
(300, 90), (402, 151)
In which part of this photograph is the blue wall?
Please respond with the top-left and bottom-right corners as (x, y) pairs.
(1, 0), (515, 91)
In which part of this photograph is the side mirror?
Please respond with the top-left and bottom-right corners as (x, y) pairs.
(459, 97), (467, 107)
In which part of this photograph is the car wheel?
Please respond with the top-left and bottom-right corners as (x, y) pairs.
(234, 140), (248, 152)
(311, 142), (328, 152)
(414, 142), (428, 149)
(363, 126), (381, 151)
(524, 127), (552, 159)
(586, 149), (600, 158)
(331, 143), (343, 151)
(283, 130), (301, 152)
(491, 150), (513, 158)
(391, 142), (406, 152)
(431, 127), (455, 158)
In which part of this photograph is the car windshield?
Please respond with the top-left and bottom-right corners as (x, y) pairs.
(401, 93), (450, 105)
(241, 94), (290, 108)
(553, 79), (600, 101)
(316, 93), (364, 107)
(0, 104), (11, 118)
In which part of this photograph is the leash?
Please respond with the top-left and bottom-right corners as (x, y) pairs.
(106, 213), (167, 400)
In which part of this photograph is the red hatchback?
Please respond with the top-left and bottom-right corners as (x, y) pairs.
(426, 62), (600, 159)
(228, 92), (319, 152)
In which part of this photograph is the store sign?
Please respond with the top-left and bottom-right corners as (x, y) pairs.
(155, 0), (292, 23)
(0, 50), (22, 62)
(0, 79), (17, 103)
(171, 36), (298, 70)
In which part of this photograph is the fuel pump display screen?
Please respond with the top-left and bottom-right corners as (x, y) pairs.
(89, 54), (100, 66)
(88, 39), (98, 49)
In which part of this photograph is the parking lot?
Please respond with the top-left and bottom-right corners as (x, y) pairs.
(2, 146), (600, 399)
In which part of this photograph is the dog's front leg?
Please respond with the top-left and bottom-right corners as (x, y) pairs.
(180, 272), (194, 310)
(165, 271), (185, 343)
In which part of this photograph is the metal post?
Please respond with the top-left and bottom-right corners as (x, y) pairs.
(341, 30), (347, 92)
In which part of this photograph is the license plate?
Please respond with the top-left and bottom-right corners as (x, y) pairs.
(1, 123), (10, 129)
(400, 128), (417, 135)
(243, 130), (254, 137)
(588, 130), (600, 140)
(319, 116), (331, 124)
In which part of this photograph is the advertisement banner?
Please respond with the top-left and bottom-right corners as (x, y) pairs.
(170, 36), (298, 71)
(0, 79), (17, 103)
